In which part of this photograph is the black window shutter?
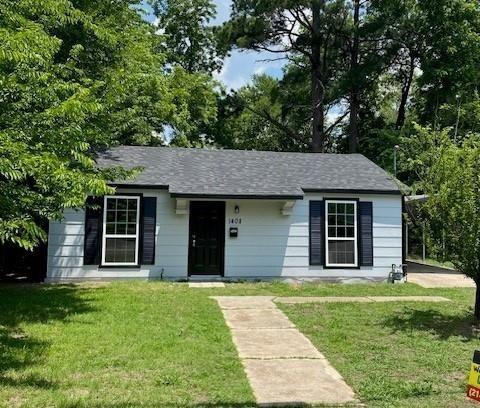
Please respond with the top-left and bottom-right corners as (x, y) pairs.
(309, 200), (325, 265)
(141, 197), (157, 265)
(84, 196), (103, 265)
(359, 201), (373, 266)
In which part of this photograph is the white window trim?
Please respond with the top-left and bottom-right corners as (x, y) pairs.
(101, 195), (140, 266)
(325, 199), (358, 268)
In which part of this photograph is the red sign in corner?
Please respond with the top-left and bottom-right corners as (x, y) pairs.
(468, 385), (480, 402)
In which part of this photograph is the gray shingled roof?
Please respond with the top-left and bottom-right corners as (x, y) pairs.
(96, 146), (400, 198)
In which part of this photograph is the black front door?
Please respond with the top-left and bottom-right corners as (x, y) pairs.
(188, 201), (225, 276)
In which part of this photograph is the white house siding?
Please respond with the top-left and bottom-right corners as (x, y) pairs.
(46, 191), (402, 282)
(47, 189), (188, 281)
(224, 193), (402, 280)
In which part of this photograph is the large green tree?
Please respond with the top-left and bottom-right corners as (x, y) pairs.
(219, 1), (399, 153)
(0, 0), (217, 249)
(407, 126), (480, 324)
(150, 0), (225, 73)
(415, 0), (480, 128)
(217, 0), (480, 157)
(206, 74), (311, 151)
(220, 0), (353, 152)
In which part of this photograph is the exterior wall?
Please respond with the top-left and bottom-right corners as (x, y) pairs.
(47, 189), (188, 281)
(224, 193), (402, 281)
(46, 190), (402, 282)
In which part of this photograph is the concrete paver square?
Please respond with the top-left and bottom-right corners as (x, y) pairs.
(231, 328), (324, 359)
(243, 359), (356, 406)
(188, 282), (225, 288)
(212, 296), (276, 309)
(221, 308), (294, 329)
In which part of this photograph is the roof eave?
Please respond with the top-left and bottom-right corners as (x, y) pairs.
(302, 188), (402, 195)
(110, 183), (169, 190)
(170, 193), (304, 200)
(111, 184), (401, 197)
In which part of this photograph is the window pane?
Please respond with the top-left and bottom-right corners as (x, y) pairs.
(337, 227), (346, 238)
(328, 227), (336, 237)
(106, 211), (115, 223)
(328, 215), (336, 225)
(117, 210), (127, 222)
(106, 223), (115, 234)
(346, 227), (355, 238)
(117, 199), (127, 210)
(116, 223), (127, 235)
(328, 203), (336, 213)
(346, 203), (355, 215)
(336, 214), (346, 225)
(127, 211), (137, 223)
(344, 242), (355, 264)
(328, 240), (355, 265)
(105, 238), (136, 263)
(107, 199), (116, 210)
(337, 203), (345, 213)
(105, 239), (115, 262)
(346, 215), (354, 226)
(127, 199), (138, 211)
(127, 223), (136, 234)
(125, 239), (136, 262)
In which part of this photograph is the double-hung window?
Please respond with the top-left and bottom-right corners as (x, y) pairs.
(102, 196), (140, 266)
(325, 200), (358, 267)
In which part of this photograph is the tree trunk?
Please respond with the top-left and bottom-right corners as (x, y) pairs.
(311, 0), (326, 153)
(348, 0), (360, 153)
(312, 68), (325, 152)
(396, 56), (415, 130)
(475, 282), (480, 325)
(349, 92), (359, 153)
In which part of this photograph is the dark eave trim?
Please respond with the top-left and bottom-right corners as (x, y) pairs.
(110, 183), (169, 190)
(170, 193), (304, 200)
(109, 184), (400, 197)
(302, 188), (402, 196)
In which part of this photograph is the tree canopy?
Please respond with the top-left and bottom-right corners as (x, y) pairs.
(407, 127), (480, 322)
(0, 0), (217, 248)
(216, 0), (480, 158)
(150, 0), (226, 73)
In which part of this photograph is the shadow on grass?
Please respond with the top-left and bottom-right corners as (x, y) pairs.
(382, 307), (475, 341)
(59, 403), (267, 408)
(0, 284), (97, 389)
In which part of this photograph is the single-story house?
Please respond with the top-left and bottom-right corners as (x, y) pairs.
(46, 146), (404, 282)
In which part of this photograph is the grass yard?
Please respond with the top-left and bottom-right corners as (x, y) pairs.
(279, 289), (479, 408)
(0, 283), (254, 408)
(0, 281), (478, 407)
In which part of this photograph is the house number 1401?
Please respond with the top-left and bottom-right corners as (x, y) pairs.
(229, 218), (242, 225)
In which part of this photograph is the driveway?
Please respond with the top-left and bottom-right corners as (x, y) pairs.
(407, 261), (475, 288)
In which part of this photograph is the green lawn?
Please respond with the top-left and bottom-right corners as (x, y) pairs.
(279, 289), (478, 408)
(0, 281), (477, 407)
(0, 283), (254, 408)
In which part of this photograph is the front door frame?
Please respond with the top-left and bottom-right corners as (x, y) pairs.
(188, 201), (225, 276)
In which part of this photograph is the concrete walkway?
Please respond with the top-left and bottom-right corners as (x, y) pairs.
(188, 282), (225, 288)
(212, 296), (357, 406)
(275, 295), (450, 304)
(407, 261), (475, 288)
(212, 295), (452, 406)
